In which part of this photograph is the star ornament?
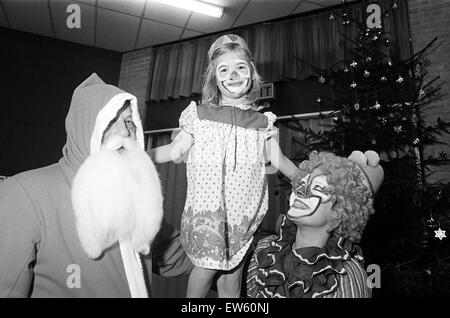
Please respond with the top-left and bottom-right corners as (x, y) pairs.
(318, 75), (326, 84)
(435, 228), (447, 240)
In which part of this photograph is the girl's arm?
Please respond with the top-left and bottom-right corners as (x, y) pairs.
(265, 137), (298, 180)
(149, 129), (193, 164)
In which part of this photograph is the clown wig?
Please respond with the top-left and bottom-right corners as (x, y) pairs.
(292, 151), (375, 242)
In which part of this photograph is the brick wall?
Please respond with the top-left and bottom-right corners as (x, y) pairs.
(118, 47), (154, 125)
(408, 0), (450, 182)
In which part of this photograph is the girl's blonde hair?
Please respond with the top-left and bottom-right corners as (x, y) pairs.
(202, 39), (262, 106)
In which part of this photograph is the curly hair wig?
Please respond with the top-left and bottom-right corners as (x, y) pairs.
(291, 151), (375, 243)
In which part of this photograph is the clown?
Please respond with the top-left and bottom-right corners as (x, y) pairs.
(246, 150), (384, 298)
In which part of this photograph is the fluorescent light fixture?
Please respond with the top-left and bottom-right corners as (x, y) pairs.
(150, 0), (223, 18)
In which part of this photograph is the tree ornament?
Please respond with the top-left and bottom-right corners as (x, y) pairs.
(350, 82), (357, 88)
(435, 228), (447, 240)
(373, 101), (381, 109)
(373, 35), (378, 41)
(316, 97), (322, 103)
(371, 137), (377, 145)
(419, 89), (425, 96)
(381, 76), (387, 82)
(344, 67), (349, 72)
(364, 70), (370, 77)
(350, 61), (358, 67)
(366, 56), (372, 62)
(394, 125), (402, 133)
(387, 60), (393, 66)
(318, 75), (326, 84)
(422, 212), (439, 249)
(393, 2), (399, 9)
(396, 76), (404, 83)
(413, 138), (420, 145)
(415, 64), (421, 73)
(354, 102), (360, 110)
(425, 214), (438, 229)
(329, 13), (335, 20)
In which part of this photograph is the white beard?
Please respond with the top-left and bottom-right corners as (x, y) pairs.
(71, 138), (163, 259)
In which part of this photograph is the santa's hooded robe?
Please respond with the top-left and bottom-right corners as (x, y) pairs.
(0, 73), (192, 297)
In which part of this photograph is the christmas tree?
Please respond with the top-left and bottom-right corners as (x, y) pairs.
(291, 0), (450, 297)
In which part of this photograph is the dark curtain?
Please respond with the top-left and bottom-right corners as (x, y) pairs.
(147, 133), (189, 297)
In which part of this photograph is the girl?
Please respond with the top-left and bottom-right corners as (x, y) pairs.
(150, 34), (297, 297)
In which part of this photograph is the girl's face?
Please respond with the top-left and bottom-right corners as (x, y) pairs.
(215, 51), (252, 100)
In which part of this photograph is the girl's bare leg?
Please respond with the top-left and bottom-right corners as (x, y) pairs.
(186, 266), (217, 298)
(216, 262), (244, 298)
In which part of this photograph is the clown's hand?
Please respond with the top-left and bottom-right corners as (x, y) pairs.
(348, 150), (384, 195)
(348, 150), (381, 167)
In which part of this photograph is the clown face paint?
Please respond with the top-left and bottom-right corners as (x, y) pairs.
(287, 171), (331, 220)
(215, 51), (251, 99)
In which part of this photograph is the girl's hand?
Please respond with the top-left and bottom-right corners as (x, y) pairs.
(149, 129), (193, 164)
(264, 138), (297, 180)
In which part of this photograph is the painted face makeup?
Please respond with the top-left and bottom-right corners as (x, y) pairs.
(215, 57), (251, 96)
(287, 172), (331, 219)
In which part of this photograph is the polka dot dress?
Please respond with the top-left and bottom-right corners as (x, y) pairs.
(179, 101), (277, 271)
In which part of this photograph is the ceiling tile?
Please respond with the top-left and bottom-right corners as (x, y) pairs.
(73, 0), (96, 6)
(96, 8), (141, 52)
(180, 29), (204, 40)
(136, 19), (183, 48)
(292, 1), (322, 14)
(145, 1), (190, 28)
(98, 0), (146, 17)
(306, 0), (341, 9)
(233, 0), (300, 28)
(2, 0), (53, 37)
(49, 0), (95, 46)
(0, 4), (8, 27)
(187, 0), (247, 33)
